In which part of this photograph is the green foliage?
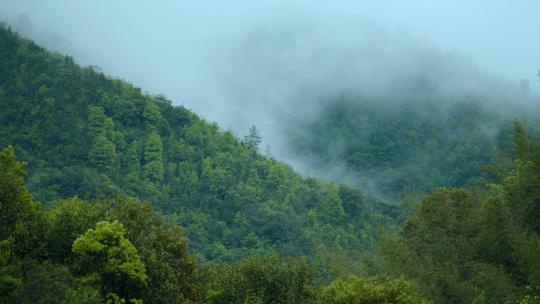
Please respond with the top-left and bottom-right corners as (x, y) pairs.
(142, 131), (164, 183)
(376, 122), (540, 303)
(0, 24), (397, 265)
(143, 102), (162, 129)
(383, 189), (486, 302)
(7, 22), (540, 304)
(317, 276), (430, 304)
(285, 97), (520, 200)
(205, 254), (315, 304)
(0, 146), (31, 239)
(0, 184), (201, 303)
(0, 240), (21, 304)
(72, 220), (147, 302)
(89, 135), (118, 175)
(513, 120), (529, 160)
(502, 123), (540, 235)
(11, 261), (74, 304)
(243, 125), (263, 151)
(511, 286), (540, 304)
(87, 106), (119, 175)
(61, 279), (102, 304)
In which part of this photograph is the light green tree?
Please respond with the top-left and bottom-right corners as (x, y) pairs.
(87, 106), (107, 138)
(142, 131), (164, 183)
(87, 106), (117, 174)
(142, 102), (162, 130)
(89, 135), (117, 175)
(72, 220), (147, 303)
(317, 276), (430, 304)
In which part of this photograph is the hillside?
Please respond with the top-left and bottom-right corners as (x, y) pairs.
(1, 145), (432, 303)
(284, 89), (539, 201)
(2, 22), (540, 304)
(0, 24), (398, 262)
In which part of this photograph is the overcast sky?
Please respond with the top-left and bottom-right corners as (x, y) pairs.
(1, 0), (539, 162)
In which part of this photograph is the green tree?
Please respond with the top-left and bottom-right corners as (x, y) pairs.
(244, 125), (263, 151)
(317, 276), (430, 304)
(143, 102), (162, 129)
(0, 23), (397, 268)
(143, 131), (164, 183)
(206, 254), (315, 304)
(89, 135), (118, 175)
(381, 189), (480, 303)
(46, 198), (107, 261)
(513, 120), (529, 160)
(10, 261), (73, 304)
(0, 240), (21, 304)
(87, 106), (117, 175)
(504, 122), (540, 234)
(123, 140), (142, 196)
(319, 186), (345, 225)
(87, 106), (108, 138)
(0, 146), (31, 240)
(72, 220), (147, 303)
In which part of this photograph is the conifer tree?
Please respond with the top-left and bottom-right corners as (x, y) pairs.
(244, 125), (263, 151)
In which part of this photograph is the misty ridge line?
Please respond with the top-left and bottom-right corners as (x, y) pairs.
(2, 8), (539, 201)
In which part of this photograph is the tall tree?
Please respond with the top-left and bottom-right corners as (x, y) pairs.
(87, 106), (117, 175)
(0, 146), (31, 240)
(88, 135), (117, 175)
(244, 125), (263, 151)
(72, 220), (147, 303)
(0, 240), (21, 304)
(143, 102), (162, 129)
(143, 131), (164, 183)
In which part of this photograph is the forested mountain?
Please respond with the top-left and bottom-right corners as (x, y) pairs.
(0, 24), (397, 263)
(0, 145), (431, 303)
(375, 121), (540, 304)
(285, 87), (538, 200)
(1, 22), (540, 304)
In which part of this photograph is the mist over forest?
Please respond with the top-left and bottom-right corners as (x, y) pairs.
(3, 0), (539, 199)
(1, 1), (540, 303)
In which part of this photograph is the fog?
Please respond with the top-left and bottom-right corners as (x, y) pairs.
(2, 0), (540, 182)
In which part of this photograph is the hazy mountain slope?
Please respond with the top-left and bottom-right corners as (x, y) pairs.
(0, 24), (398, 261)
(282, 82), (539, 200)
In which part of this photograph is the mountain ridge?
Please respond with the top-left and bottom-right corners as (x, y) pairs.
(0, 23), (398, 263)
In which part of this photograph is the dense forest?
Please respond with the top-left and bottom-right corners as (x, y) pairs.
(285, 90), (538, 201)
(0, 24), (398, 265)
(1, 23), (540, 303)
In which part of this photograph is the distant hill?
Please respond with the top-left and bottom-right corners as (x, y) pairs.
(284, 81), (539, 200)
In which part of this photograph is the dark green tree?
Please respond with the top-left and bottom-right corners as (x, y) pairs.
(244, 125), (263, 151)
(0, 240), (21, 304)
(206, 254), (315, 304)
(0, 146), (31, 240)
